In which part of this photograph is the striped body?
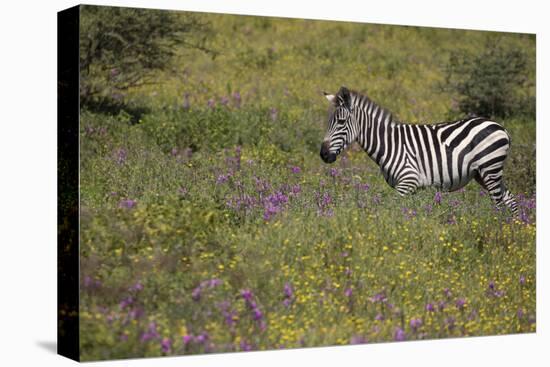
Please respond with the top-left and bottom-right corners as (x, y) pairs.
(320, 87), (518, 215)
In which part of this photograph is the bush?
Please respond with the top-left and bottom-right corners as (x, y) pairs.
(445, 38), (535, 119)
(79, 5), (213, 109)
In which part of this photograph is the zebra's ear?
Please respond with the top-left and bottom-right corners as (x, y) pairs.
(323, 92), (336, 104)
(338, 86), (352, 109)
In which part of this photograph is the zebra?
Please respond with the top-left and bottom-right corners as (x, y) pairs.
(319, 86), (518, 216)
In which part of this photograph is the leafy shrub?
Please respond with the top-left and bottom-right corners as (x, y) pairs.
(79, 5), (213, 109)
(445, 38), (535, 119)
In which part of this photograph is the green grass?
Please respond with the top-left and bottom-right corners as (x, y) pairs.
(78, 12), (536, 361)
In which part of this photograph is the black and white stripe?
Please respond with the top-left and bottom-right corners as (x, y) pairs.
(320, 86), (518, 216)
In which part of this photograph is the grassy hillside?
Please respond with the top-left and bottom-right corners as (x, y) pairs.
(78, 8), (536, 361)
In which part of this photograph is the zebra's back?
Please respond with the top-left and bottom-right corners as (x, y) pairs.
(405, 117), (510, 191)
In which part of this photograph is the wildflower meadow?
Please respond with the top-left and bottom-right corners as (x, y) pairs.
(78, 7), (536, 361)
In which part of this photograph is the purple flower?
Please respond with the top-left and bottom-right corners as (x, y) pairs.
(467, 309), (478, 321)
(375, 313), (385, 321)
(128, 307), (144, 319)
(192, 278), (222, 302)
(195, 332), (208, 344)
(316, 191), (332, 211)
(263, 192), (289, 221)
(447, 215), (457, 225)
(329, 167), (340, 177)
(291, 166), (301, 174)
(252, 308), (263, 321)
(517, 308), (524, 319)
(283, 283), (293, 299)
(425, 303), (435, 312)
(410, 318), (422, 331)
(223, 309), (237, 328)
(254, 177), (271, 193)
(220, 96), (229, 106)
(263, 202), (279, 221)
(344, 288), (353, 297)
(116, 148), (127, 165)
(207, 278), (223, 288)
(443, 288), (452, 298)
(356, 183), (370, 192)
(445, 316), (456, 331)
(161, 337), (172, 353)
(402, 207), (417, 219)
(369, 291), (387, 303)
(130, 281), (143, 292)
(119, 296), (133, 310)
(268, 191), (289, 206)
(456, 298), (466, 310)
(216, 174), (230, 185)
(434, 191), (442, 205)
(118, 199), (137, 209)
(291, 184), (301, 195)
(207, 98), (216, 109)
(240, 340), (253, 351)
(486, 281), (504, 297)
(192, 286), (202, 301)
(182, 334), (193, 345)
(438, 300), (446, 311)
(350, 335), (367, 344)
(394, 327), (406, 341)
(232, 92), (241, 108)
(83, 276), (101, 289)
(240, 289), (253, 302)
(519, 275), (526, 285)
(519, 210), (529, 223)
(258, 320), (267, 331)
(140, 322), (160, 342)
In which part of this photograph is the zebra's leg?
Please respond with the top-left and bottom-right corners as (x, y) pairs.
(476, 169), (518, 216)
(502, 189), (519, 217)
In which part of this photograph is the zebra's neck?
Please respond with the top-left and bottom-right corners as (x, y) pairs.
(351, 94), (397, 166)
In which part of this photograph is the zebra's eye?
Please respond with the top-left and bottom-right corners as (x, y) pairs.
(337, 118), (347, 124)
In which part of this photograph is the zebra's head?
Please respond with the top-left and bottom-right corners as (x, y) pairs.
(320, 86), (357, 164)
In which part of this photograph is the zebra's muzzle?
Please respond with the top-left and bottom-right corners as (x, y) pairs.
(320, 142), (337, 164)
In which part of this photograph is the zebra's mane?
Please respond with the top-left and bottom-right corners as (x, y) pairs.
(349, 90), (394, 123)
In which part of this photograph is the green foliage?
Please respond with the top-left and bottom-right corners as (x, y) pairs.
(138, 106), (322, 153)
(79, 5), (213, 108)
(445, 37), (535, 119)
